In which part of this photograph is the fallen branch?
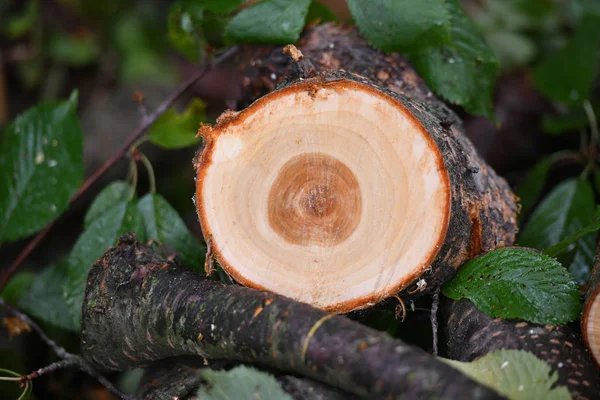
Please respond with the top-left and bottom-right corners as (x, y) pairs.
(442, 298), (600, 400)
(0, 46), (239, 289)
(81, 235), (501, 399)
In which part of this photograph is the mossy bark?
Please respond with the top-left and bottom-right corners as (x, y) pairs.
(81, 236), (501, 399)
(443, 298), (600, 400)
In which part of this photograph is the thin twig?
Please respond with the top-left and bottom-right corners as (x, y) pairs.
(1, 298), (135, 400)
(431, 288), (440, 356)
(0, 46), (239, 289)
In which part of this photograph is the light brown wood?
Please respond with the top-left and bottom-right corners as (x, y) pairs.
(583, 286), (600, 367)
(195, 79), (451, 312)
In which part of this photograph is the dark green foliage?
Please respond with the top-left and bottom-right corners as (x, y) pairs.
(84, 181), (134, 227)
(515, 158), (550, 221)
(138, 193), (205, 269)
(224, 0), (311, 44)
(533, 15), (600, 105)
(0, 272), (35, 306)
(202, 0), (246, 14)
(20, 262), (77, 331)
(306, 1), (337, 23)
(346, 0), (450, 51)
(0, 92), (84, 242)
(443, 248), (581, 325)
(408, 0), (498, 119)
(519, 179), (597, 283)
(168, 0), (206, 62)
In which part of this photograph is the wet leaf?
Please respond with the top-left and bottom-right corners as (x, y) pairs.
(225, 0), (311, 45)
(442, 349), (570, 400)
(443, 247), (581, 324)
(409, 0), (498, 119)
(347, 0), (450, 51)
(0, 91), (84, 242)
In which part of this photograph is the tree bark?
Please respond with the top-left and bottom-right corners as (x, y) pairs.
(443, 298), (600, 400)
(137, 356), (354, 400)
(195, 24), (518, 312)
(81, 236), (501, 400)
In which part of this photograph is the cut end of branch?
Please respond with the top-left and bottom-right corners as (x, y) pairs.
(194, 75), (451, 312)
(582, 285), (600, 367)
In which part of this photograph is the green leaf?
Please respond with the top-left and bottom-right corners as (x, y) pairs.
(194, 366), (293, 400)
(64, 200), (145, 329)
(347, 0), (450, 51)
(533, 15), (600, 105)
(1, 272), (35, 305)
(168, 0), (206, 63)
(19, 262), (77, 331)
(515, 158), (550, 221)
(203, 0), (246, 14)
(519, 179), (595, 250)
(149, 98), (206, 149)
(568, 233), (596, 284)
(520, 178), (599, 286)
(225, 0), (311, 45)
(409, 0), (499, 119)
(138, 193), (205, 269)
(0, 91), (83, 242)
(442, 247), (581, 324)
(306, 1), (337, 23)
(85, 181), (134, 227)
(441, 349), (570, 400)
(49, 32), (100, 67)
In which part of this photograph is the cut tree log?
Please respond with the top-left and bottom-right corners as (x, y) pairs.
(81, 236), (501, 399)
(443, 298), (600, 400)
(582, 238), (600, 367)
(194, 36), (517, 313)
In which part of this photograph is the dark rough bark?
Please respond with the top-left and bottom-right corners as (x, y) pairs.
(582, 238), (600, 367)
(137, 356), (218, 400)
(81, 236), (502, 400)
(443, 298), (600, 400)
(198, 67), (518, 300)
(137, 356), (353, 400)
